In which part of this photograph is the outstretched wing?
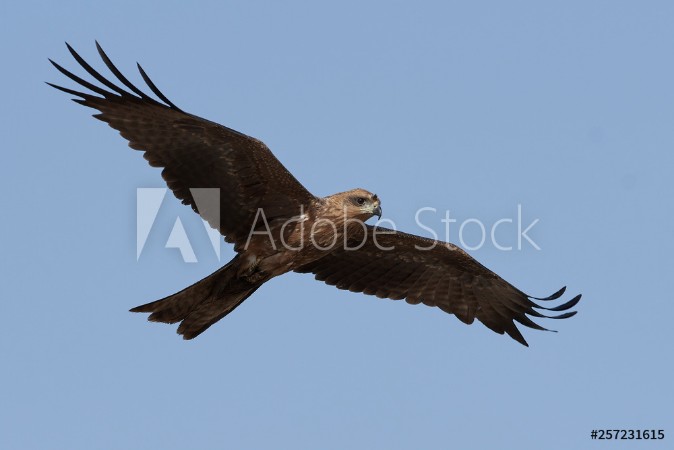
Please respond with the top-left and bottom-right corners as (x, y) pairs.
(295, 226), (581, 346)
(48, 42), (316, 249)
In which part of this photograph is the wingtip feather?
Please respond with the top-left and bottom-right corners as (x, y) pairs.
(530, 286), (566, 301)
(136, 62), (182, 110)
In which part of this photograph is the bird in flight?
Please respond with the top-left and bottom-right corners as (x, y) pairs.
(49, 42), (581, 346)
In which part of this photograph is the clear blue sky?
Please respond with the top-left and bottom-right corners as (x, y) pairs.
(2, 1), (672, 449)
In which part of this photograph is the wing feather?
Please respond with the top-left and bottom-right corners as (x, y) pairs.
(296, 226), (581, 346)
(49, 42), (316, 247)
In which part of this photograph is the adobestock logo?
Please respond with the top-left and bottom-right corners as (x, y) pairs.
(136, 188), (223, 263)
(136, 188), (542, 263)
(414, 205), (541, 252)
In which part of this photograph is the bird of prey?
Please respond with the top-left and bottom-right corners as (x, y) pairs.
(49, 42), (581, 346)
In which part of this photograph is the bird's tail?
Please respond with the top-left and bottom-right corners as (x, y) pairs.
(130, 256), (261, 339)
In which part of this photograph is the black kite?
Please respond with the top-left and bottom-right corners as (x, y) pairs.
(49, 43), (581, 345)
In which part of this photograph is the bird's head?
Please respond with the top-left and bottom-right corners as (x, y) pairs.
(335, 188), (382, 222)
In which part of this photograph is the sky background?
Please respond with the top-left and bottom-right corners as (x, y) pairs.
(2, 1), (673, 449)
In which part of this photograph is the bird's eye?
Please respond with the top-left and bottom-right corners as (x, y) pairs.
(356, 197), (365, 205)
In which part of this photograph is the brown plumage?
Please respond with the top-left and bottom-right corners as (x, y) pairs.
(49, 42), (581, 345)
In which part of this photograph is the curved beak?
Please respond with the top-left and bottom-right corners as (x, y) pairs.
(372, 205), (382, 219)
